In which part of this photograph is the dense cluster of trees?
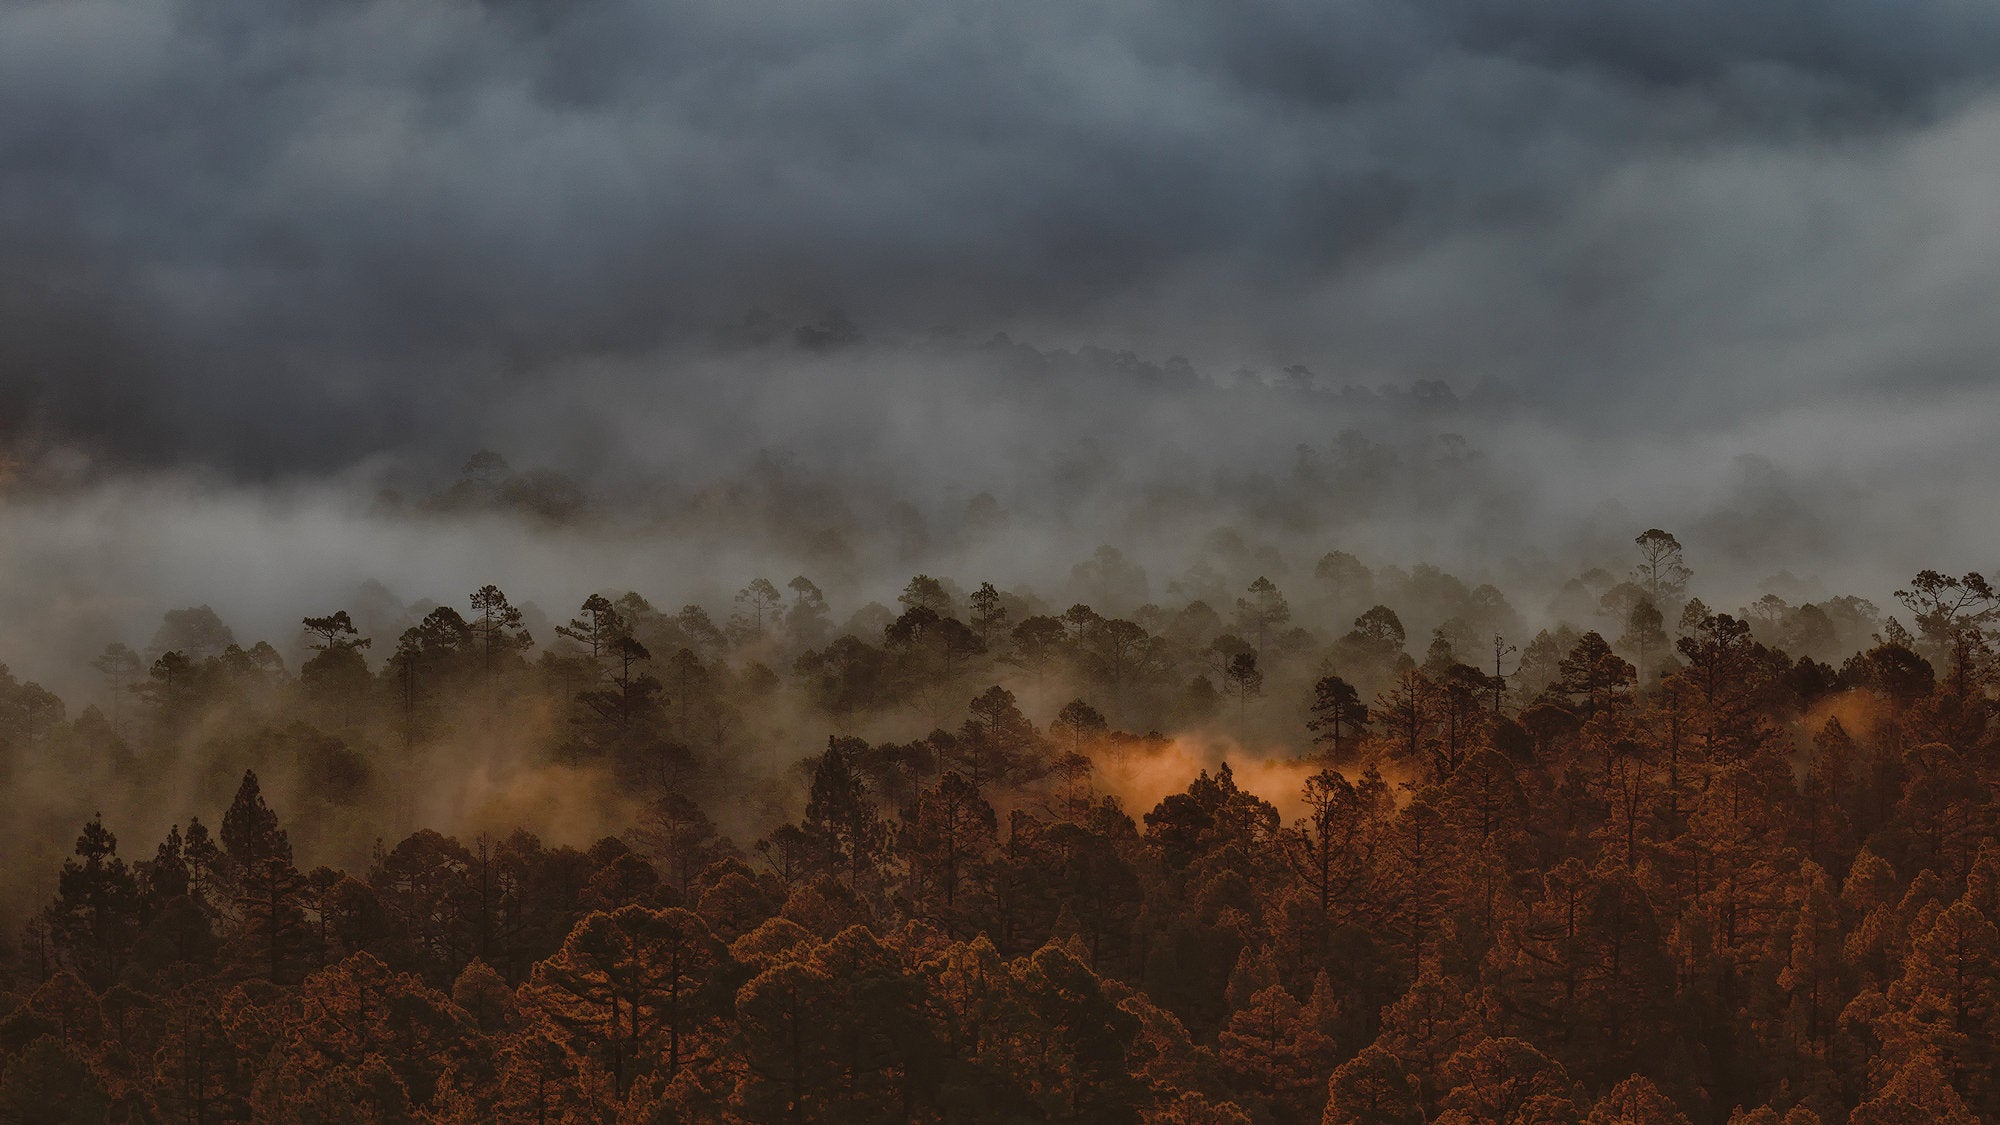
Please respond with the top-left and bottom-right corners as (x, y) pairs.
(2, 532), (1998, 1122)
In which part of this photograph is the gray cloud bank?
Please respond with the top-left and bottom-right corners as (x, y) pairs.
(6, 0), (2000, 464)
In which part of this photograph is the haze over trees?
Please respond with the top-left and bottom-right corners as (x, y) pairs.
(0, 529), (1995, 1123)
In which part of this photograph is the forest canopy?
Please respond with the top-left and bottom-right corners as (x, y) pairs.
(0, 529), (1994, 1124)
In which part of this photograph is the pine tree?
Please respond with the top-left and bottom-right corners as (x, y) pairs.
(1586, 1075), (1692, 1124)
(1217, 983), (1335, 1121)
(469, 583), (533, 681)
(1307, 675), (1370, 759)
(1879, 899), (1999, 1110)
(803, 737), (888, 891)
(47, 813), (141, 987)
(1323, 1044), (1424, 1125)
(221, 770), (306, 982)
(528, 906), (730, 1098)
(1436, 1036), (1580, 1125)
(0, 1036), (112, 1124)
(1848, 1054), (1978, 1125)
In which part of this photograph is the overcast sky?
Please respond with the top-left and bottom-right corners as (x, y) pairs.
(6, 0), (2000, 469)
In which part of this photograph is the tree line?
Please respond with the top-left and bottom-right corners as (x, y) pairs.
(0, 532), (1995, 1122)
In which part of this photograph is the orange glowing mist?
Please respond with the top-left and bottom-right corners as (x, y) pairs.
(1088, 730), (1320, 823)
(1801, 687), (1890, 745)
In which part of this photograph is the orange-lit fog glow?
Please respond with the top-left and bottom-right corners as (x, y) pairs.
(1801, 687), (1890, 744)
(1088, 731), (1320, 823)
(402, 696), (643, 850)
(421, 760), (641, 847)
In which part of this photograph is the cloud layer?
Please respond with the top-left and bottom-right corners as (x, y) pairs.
(7, 0), (2000, 470)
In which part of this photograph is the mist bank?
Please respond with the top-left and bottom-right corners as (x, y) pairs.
(5, 344), (1995, 703)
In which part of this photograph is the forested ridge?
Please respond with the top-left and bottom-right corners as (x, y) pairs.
(9, 0), (2000, 1117)
(2, 530), (1997, 1124)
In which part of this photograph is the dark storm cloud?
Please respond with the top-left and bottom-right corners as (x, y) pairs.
(6, 0), (2000, 471)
